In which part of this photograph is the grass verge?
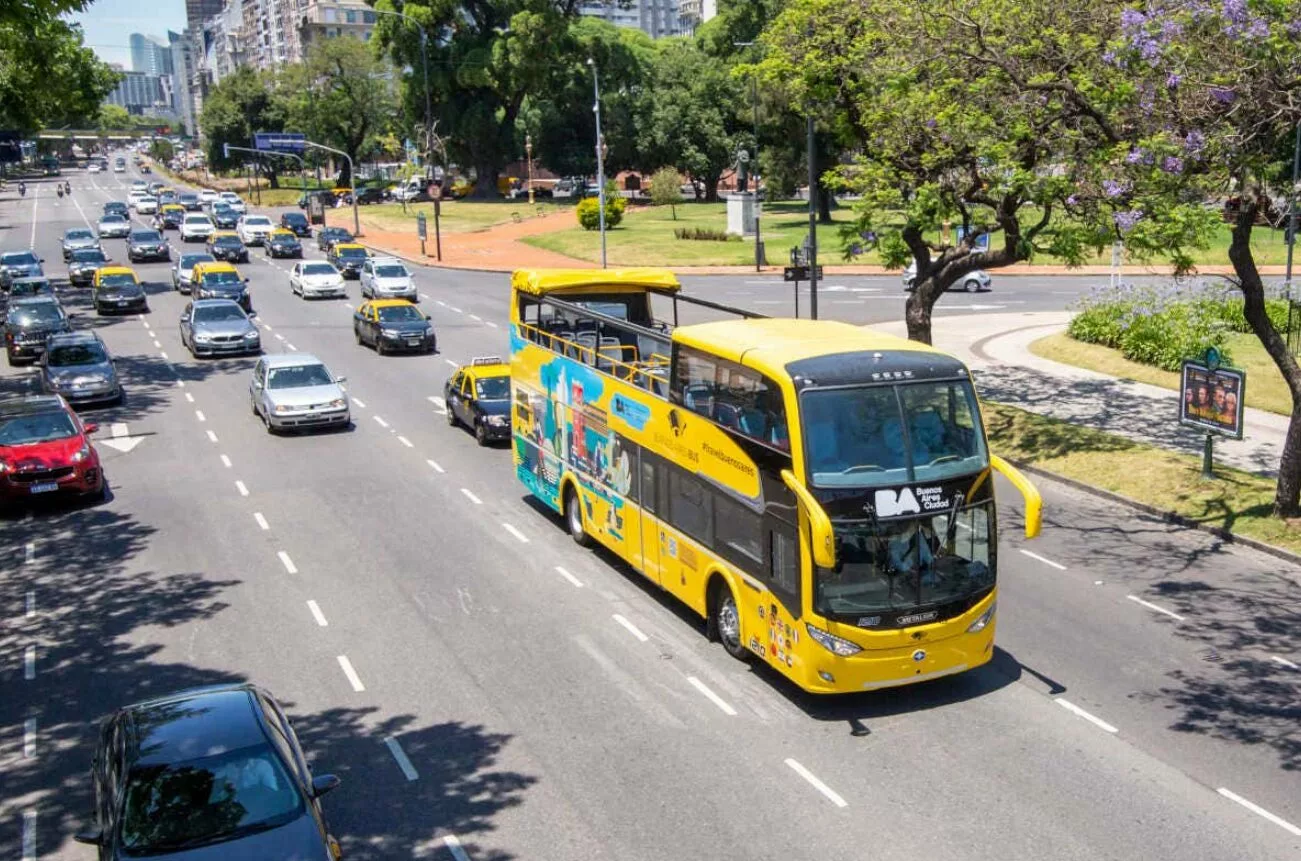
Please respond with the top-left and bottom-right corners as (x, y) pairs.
(983, 402), (1299, 554)
(1030, 332), (1292, 416)
(357, 200), (573, 235)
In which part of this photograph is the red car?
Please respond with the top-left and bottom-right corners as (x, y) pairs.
(0, 394), (105, 508)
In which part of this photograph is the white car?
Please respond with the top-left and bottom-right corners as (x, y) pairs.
(219, 192), (246, 213)
(902, 261), (992, 293)
(236, 214), (275, 246)
(289, 261), (347, 299)
(87, 163), (101, 174)
(97, 214), (132, 239)
(134, 196), (158, 215)
(127, 190), (146, 207)
(359, 257), (418, 301)
(131, 180), (148, 192)
(199, 189), (219, 205)
(180, 214), (216, 242)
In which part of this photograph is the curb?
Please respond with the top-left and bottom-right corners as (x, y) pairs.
(1005, 457), (1301, 568)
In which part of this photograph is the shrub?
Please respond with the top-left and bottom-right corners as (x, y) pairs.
(674, 226), (738, 242)
(648, 167), (681, 220)
(576, 195), (625, 231)
(1068, 283), (1233, 371)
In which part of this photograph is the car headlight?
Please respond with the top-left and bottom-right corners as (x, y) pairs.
(194, 332), (213, 342)
(966, 601), (997, 634)
(805, 622), (863, 657)
(380, 328), (400, 338)
(71, 442), (92, 463)
(329, 398), (346, 409)
(487, 414), (508, 426)
(243, 330), (259, 339)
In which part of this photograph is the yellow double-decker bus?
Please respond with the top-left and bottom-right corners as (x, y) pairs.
(509, 268), (1042, 694)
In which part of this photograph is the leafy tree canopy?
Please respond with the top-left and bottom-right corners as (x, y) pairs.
(0, 15), (118, 133)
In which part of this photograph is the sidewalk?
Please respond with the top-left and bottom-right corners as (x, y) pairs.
(872, 313), (1287, 477)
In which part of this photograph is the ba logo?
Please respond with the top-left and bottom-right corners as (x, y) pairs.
(668, 409), (687, 437)
(874, 487), (921, 517)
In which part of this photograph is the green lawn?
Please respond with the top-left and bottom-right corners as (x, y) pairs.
(1030, 332), (1293, 416)
(522, 201), (858, 267)
(357, 200), (574, 235)
(983, 402), (1300, 553)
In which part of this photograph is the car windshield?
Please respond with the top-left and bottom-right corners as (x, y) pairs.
(800, 380), (988, 487)
(214, 237), (241, 247)
(475, 376), (510, 400)
(194, 305), (248, 322)
(267, 363), (333, 389)
(283, 214), (306, 224)
(132, 232), (162, 242)
(11, 281), (50, 296)
(185, 217), (211, 225)
(180, 195), (197, 202)
(8, 305), (64, 326)
(272, 233), (297, 242)
(377, 305), (422, 323)
(245, 217), (271, 226)
(118, 743), (303, 856)
(202, 271), (241, 286)
(181, 255), (212, 269)
(375, 265), (407, 278)
(101, 216), (126, 224)
(48, 343), (107, 366)
(66, 230), (94, 241)
(327, 230), (352, 241)
(99, 274), (138, 288)
(337, 248), (365, 258)
(302, 264), (334, 276)
(3, 252), (39, 266)
(72, 250), (106, 262)
(213, 205), (233, 214)
(0, 411), (78, 445)
(816, 504), (994, 616)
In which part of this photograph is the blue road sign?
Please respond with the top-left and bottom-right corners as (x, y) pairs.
(253, 132), (306, 154)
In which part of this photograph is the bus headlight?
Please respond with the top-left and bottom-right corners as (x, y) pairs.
(805, 622), (862, 657)
(967, 601), (996, 633)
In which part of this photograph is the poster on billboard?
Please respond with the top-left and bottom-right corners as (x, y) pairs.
(1179, 359), (1246, 439)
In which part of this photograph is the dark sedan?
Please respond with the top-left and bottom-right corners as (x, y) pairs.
(102, 201), (129, 218)
(5, 298), (71, 365)
(279, 211), (311, 236)
(265, 230), (303, 258)
(67, 248), (111, 287)
(208, 233), (249, 263)
(93, 272), (149, 315)
(178, 191), (202, 211)
(316, 226), (353, 252)
(0, 250), (44, 289)
(210, 204), (240, 230)
(353, 300), (436, 354)
(75, 684), (342, 860)
(353, 185), (387, 205)
(126, 230), (170, 263)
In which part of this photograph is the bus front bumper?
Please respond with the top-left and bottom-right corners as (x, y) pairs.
(800, 623), (995, 694)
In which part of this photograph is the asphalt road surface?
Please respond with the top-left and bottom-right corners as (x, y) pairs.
(1, 166), (1298, 861)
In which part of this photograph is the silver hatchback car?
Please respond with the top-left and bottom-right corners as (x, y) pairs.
(249, 353), (350, 433)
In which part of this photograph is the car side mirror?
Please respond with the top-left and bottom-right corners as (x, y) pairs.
(334, 376), (347, 384)
(74, 829), (103, 846)
(244, 277), (250, 283)
(425, 315), (432, 321)
(84, 423), (99, 434)
(311, 774), (341, 798)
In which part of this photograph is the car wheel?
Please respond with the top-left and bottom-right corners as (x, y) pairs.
(711, 580), (749, 661)
(565, 485), (591, 547)
(5, 350), (16, 367)
(475, 421), (488, 446)
(965, 278), (982, 293)
(376, 338), (386, 356)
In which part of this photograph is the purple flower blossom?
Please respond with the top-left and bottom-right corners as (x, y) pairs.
(1121, 8), (1147, 31)
(1211, 87), (1236, 104)
(1246, 17), (1270, 39)
(1162, 156), (1185, 174)
(924, 118), (937, 129)
(1165, 72), (1182, 89)
(1066, 195), (1078, 206)
(1126, 148), (1145, 164)
(1184, 130), (1207, 157)
(849, 243), (864, 257)
(1103, 179), (1130, 199)
(1113, 210), (1143, 234)
(1160, 18), (1184, 40)
(1102, 48), (1120, 66)
(1289, 20), (1301, 37)
(1221, 0), (1247, 26)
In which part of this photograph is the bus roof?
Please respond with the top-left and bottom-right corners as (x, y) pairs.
(674, 318), (959, 381)
(510, 268), (681, 296)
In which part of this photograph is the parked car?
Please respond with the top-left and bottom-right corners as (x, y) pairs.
(353, 185), (388, 205)
(61, 228), (100, 261)
(289, 261), (346, 299)
(40, 332), (122, 406)
(0, 393), (105, 506)
(126, 229), (170, 263)
(249, 354), (350, 433)
(4, 297), (71, 365)
(92, 267), (149, 315)
(359, 257), (417, 301)
(67, 248), (111, 287)
(901, 261), (992, 293)
(171, 253), (213, 294)
(180, 299), (260, 357)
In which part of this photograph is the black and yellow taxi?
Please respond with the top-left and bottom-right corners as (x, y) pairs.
(206, 231), (249, 263)
(153, 203), (185, 230)
(91, 266), (149, 315)
(191, 260), (252, 312)
(264, 228), (303, 259)
(353, 299), (435, 355)
(443, 356), (511, 445)
(326, 243), (368, 279)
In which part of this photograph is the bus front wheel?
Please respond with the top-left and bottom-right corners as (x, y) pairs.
(712, 581), (748, 662)
(565, 485), (591, 547)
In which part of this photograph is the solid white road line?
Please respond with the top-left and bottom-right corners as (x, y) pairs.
(24, 717), (36, 758)
(25, 591), (35, 618)
(307, 600), (328, 627)
(442, 835), (472, 861)
(384, 737), (420, 781)
(277, 551), (298, 574)
(352, 397), (366, 408)
(469, 313), (481, 321)
(785, 758), (848, 808)
(220, 454), (232, 468)
(1270, 655), (1298, 670)
(235, 480), (249, 497)
(398, 435), (414, 447)
(275, 333), (285, 341)
(1055, 698), (1119, 734)
(688, 676), (737, 716)
(184, 392), (194, 402)
(444, 358), (458, 367)
(613, 614), (649, 642)
(337, 655), (366, 692)
(206, 430), (218, 443)
(555, 566), (583, 587)
(502, 523), (529, 543)
(1216, 787), (1301, 836)
(24, 645), (36, 680)
(447, 305), (462, 313)
(373, 415), (389, 428)
(195, 409), (206, 422)
(24, 542), (35, 564)
(22, 809), (35, 861)
(460, 488), (482, 505)
(286, 343), (297, 351)
(1018, 549), (1067, 570)
(427, 459), (445, 473)
(1126, 594), (1185, 622)
(254, 512), (270, 531)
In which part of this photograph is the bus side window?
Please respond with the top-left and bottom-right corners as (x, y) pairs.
(640, 453), (657, 515)
(767, 524), (800, 612)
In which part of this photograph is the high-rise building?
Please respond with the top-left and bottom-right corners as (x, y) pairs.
(678, 0), (717, 35)
(105, 71), (169, 115)
(579, 0), (681, 38)
(297, 0), (376, 56)
(169, 30), (197, 135)
(130, 33), (173, 76)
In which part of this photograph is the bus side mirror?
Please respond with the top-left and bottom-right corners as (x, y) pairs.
(990, 454), (1041, 539)
(781, 469), (836, 569)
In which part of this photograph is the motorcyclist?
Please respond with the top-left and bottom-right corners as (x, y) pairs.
(18, 181), (25, 197)
(64, 181), (71, 195)
(56, 185), (64, 198)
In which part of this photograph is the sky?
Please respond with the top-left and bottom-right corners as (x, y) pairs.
(67, 0), (188, 69)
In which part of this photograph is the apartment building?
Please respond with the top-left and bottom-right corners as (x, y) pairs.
(579, 0), (682, 38)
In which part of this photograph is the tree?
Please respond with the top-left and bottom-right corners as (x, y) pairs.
(1106, 1), (1301, 516)
(757, 0), (1214, 345)
(0, 15), (117, 133)
(648, 166), (681, 219)
(149, 138), (174, 164)
(97, 104), (131, 131)
(200, 67), (285, 185)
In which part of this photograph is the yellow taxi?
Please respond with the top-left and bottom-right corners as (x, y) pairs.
(91, 266), (149, 315)
(206, 230), (248, 263)
(442, 356), (511, 445)
(352, 298), (435, 355)
(191, 260), (251, 311)
(327, 242), (368, 278)
(155, 203), (186, 230)
(264, 227), (303, 259)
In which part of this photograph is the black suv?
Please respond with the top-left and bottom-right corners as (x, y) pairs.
(5, 298), (71, 365)
(279, 211), (311, 236)
(316, 226), (353, 252)
(67, 248), (110, 287)
(178, 192), (202, 211)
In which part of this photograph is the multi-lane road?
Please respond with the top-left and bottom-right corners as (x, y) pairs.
(1, 166), (1299, 861)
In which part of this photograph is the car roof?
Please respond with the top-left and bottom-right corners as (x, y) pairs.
(10, 275), (50, 284)
(333, 243), (365, 252)
(96, 266), (137, 277)
(180, 252), (213, 261)
(64, 227), (94, 235)
(100, 213), (127, 220)
(47, 330), (103, 346)
(193, 260), (238, 272)
(192, 298), (245, 308)
(122, 686), (270, 769)
(242, 214), (272, 220)
(324, 226), (351, 234)
(270, 227), (297, 235)
(370, 257), (405, 266)
(0, 394), (68, 418)
(263, 352), (325, 368)
(464, 361), (509, 377)
(209, 231), (240, 239)
(368, 299), (416, 309)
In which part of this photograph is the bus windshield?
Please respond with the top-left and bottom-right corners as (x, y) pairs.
(799, 380), (987, 487)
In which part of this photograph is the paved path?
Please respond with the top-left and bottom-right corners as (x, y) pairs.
(874, 313), (1289, 477)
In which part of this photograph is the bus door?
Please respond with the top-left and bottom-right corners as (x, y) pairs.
(638, 451), (663, 586)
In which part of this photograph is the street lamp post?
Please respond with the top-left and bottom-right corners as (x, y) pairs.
(734, 41), (763, 272)
(587, 57), (607, 269)
(1285, 122), (1301, 295)
(374, 7), (431, 180)
(526, 134), (534, 206)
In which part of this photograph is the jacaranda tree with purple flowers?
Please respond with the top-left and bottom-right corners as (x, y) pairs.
(1110, 0), (1301, 516)
(755, 0), (1217, 345)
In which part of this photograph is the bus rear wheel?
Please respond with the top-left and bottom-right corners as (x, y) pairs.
(565, 485), (591, 547)
(712, 582), (748, 661)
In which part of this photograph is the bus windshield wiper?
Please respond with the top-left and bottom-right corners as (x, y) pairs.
(944, 492), (965, 545)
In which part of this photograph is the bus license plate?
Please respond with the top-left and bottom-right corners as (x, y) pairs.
(29, 482), (59, 494)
